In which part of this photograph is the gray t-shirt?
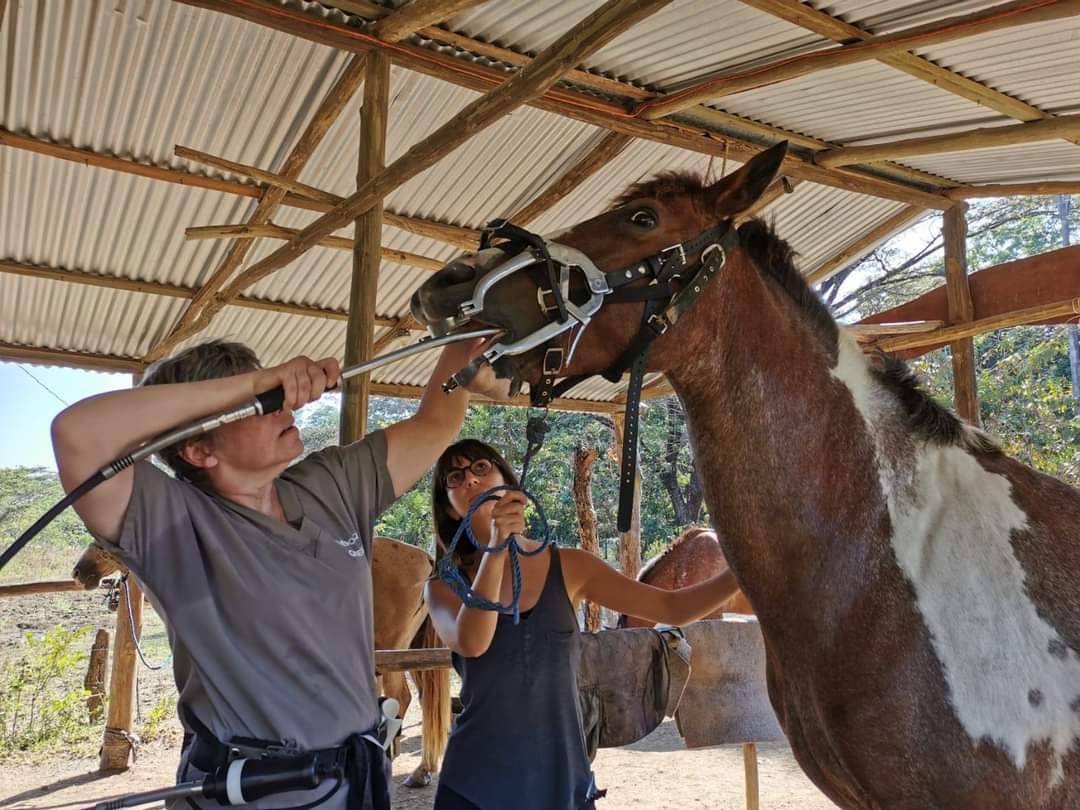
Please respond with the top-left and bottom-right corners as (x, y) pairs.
(102, 432), (394, 772)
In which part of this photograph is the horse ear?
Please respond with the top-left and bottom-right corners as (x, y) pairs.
(705, 141), (789, 217)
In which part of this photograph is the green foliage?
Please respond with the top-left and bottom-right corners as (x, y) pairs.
(0, 467), (93, 550)
(0, 625), (95, 754)
(295, 395), (702, 560)
(140, 693), (177, 744)
(832, 194), (1080, 487)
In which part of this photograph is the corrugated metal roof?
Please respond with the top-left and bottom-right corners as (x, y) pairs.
(2, 0), (1079, 405)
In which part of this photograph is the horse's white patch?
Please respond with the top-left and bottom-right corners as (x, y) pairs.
(831, 330), (1080, 779)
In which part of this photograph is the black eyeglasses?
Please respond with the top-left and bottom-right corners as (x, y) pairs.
(445, 458), (495, 489)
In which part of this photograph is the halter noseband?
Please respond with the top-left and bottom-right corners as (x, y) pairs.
(437, 217), (738, 531)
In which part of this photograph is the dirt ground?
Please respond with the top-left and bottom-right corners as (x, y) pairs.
(1, 706), (837, 810)
(2, 562), (837, 809)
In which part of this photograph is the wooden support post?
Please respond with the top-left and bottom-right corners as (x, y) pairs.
(100, 577), (143, 771)
(85, 629), (110, 725)
(612, 413), (642, 581)
(743, 742), (760, 810)
(341, 51), (391, 444)
(944, 203), (981, 425)
(573, 447), (603, 632)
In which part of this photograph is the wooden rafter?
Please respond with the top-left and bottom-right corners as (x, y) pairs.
(175, 143), (481, 248)
(178, 0), (953, 210)
(946, 181), (1080, 199)
(805, 205), (928, 285)
(184, 224), (444, 271)
(161, 0), (674, 354)
(371, 0), (489, 42)
(511, 132), (633, 225)
(372, 315), (420, 355)
(147, 54), (370, 362)
(877, 298), (1080, 353)
(0, 129), (478, 248)
(0, 341), (619, 412)
(737, 0), (1080, 145)
(0, 259), (398, 327)
(638, 0), (1080, 119)
(334, 0), (961, 192)
(816, 113), (1080, 168)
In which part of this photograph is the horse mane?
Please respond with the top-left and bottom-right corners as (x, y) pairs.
(871, 353), (999, 453)
(638, 526), (715, 582)
(612, 173), (997, 454)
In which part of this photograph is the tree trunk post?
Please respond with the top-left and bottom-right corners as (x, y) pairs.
(100, 578), (143, 770)
(573, 446), (602, 632)
(341, 51), (390, 444)
(944, 202), (980, 425)
(85, 629), (110, 725)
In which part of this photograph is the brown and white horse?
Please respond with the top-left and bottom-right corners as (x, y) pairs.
(619, 526), (752, 627)
(411, 143), (1080, 809)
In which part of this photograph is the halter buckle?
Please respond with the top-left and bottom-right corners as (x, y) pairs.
(542, 347), (565, 375)
(660, 243), (687, 265)
(646, 313), (670, 336)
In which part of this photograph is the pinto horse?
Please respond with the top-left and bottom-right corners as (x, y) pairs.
(411, 142), (1080, 809)
(619, 526), (752, 627)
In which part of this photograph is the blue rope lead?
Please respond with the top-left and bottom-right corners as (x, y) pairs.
(436, 484), (551, 624)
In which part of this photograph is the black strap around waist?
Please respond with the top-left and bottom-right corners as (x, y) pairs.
(182, 707), (389, 810)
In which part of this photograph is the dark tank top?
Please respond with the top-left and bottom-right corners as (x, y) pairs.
(438, 546), (597, 810)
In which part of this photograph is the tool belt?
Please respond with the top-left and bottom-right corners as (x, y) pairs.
(181, 705), (391, 810)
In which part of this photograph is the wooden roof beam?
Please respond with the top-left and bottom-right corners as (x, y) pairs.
(160, 0), (674, 354)
(0, 341), (620, 412)
(185, 224), (444, 270)
(946, 180), (1080, 199)
(815, 113), (1080, 168)
(737, 0), (1080, 146)
(0, 130), (478, 248)
(511, 132), (634, 225)
(371, 0), (489, 42)
(333, 0), (961, 192)
(0, 258), (399, 327)
(178, 0), (954, 210)
(639, 0), (1080, 119)
(805, 205), (927, 285)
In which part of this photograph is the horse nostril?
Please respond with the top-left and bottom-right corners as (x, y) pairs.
(438, 261), (478, 288)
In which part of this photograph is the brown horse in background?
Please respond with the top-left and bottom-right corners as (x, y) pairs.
(74, 537), (450, 788)
(619, 527), (752, 627)
(413, 141), (1080, 808)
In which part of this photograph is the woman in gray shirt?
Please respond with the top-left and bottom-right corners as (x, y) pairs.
(52, 340), (507, 809)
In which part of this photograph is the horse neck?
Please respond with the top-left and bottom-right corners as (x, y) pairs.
(663, 253), (888, 634)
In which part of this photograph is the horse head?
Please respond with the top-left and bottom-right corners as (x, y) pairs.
(411, 142), (788, 399)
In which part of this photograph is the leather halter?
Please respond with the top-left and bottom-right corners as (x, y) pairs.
(446, 218), (739, 532)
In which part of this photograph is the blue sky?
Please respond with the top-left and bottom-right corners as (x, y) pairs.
(0, 362), (131, 470)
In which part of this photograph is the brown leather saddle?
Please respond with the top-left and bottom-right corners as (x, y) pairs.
(576, 627), (692, 760)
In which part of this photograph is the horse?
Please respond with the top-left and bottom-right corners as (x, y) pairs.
(410, 141), (1080, 809)
(73, 537), (450, 788)
(618, 526), (752, 628)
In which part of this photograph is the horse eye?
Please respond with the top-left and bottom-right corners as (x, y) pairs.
(629, 209), (658, 229)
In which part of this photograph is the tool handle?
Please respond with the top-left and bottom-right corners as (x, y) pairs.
(256, 386), (286, 414)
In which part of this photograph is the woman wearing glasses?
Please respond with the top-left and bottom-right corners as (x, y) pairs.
(425, 438), (741, 810)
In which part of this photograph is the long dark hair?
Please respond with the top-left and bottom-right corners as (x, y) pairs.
(432, 439), (519, 571)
